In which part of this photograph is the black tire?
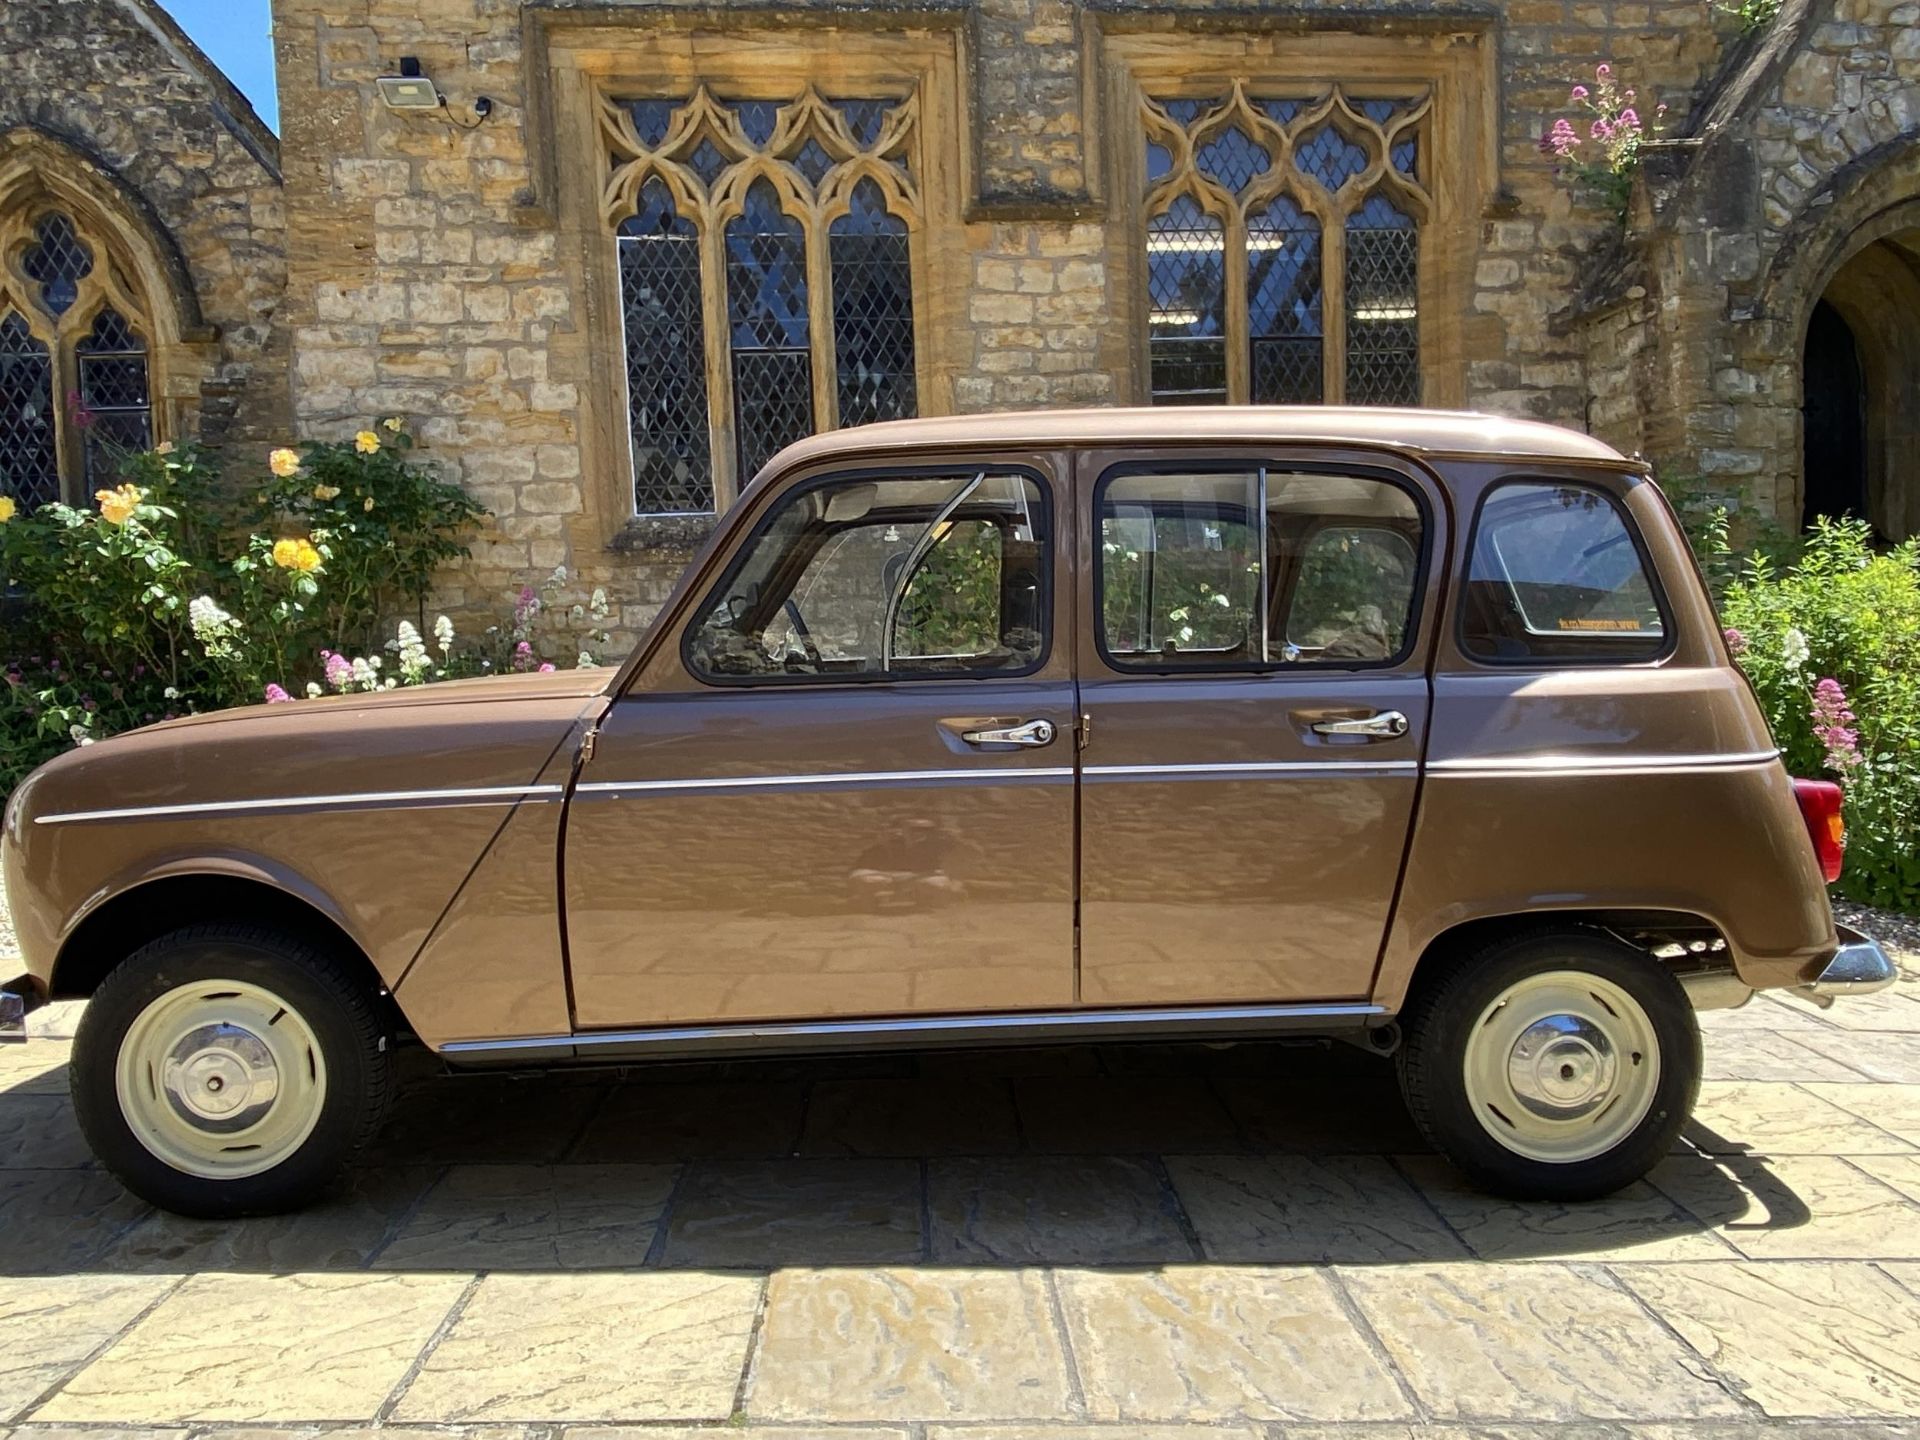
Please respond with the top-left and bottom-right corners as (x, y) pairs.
(71, 923), (393, 1218)
(1396, 928), (1700, 1201)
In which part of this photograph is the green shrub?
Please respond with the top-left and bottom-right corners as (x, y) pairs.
(1718, 518), (1920, 911)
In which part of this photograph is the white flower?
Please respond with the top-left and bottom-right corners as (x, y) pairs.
(305, 682), (322, 698)
(396, 620), (430, 682)
(1210, 592), (1231, 608)
(576, 650), (595, 669)
(187, 595), (236, 641)
(69, 723), (95, 747)
(434, 614), (455, 653)
(1782, 627), (1810, 671)
(551, 565), (568, 585)
(570, 604), (585, 623)
(163, 686), (179, 700)
(350, 656), (377, 689)
(588, 588), (608, 621)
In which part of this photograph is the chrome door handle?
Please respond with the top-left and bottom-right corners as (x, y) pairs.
(961, 719), (1057, 747)
(1310, 710), (1409, 739)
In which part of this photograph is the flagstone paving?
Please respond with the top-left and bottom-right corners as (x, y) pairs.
(5, 904), (1920, 1435)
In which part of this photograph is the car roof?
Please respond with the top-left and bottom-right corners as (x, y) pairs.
(766, 406), (1636, 474)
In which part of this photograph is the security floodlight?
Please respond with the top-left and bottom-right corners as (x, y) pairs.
(377, 74), (441, 110)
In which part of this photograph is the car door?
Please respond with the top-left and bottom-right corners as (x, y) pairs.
(1074, 446), (1445, 1005)
(562, 455), (1077, 1030)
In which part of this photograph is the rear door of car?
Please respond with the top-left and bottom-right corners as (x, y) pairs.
(1072, 444), (1447, 1005)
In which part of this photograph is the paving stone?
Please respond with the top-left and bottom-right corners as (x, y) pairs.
(1057, 1266), (1412, 1423)
(103, 1167), (437, 1273)
(1696, 995), (1839, 1033)
(1698, 1029), (1866, 1082)
(374, 1163), (677, 1270)
(25, 1002), (85, 1040)
(1340, 1263), (1746, 1421)
(659, 1158), (922, 1267)
(364, 1077), (604, 1166)
(1012, 1076), (1241, 1153)
(926, 1155), (1192, 1264)
(911, 1044), (1102, 1079)
(1615, 1261), (1920, 1417)
(1401, 1154), (1732, 1261)
(0, 1275), (171, 1422)
(1214, 1077), (1431, 1153)
(0, 1170), (149, 1275)
(926, 1428), (1261, 1440)
(1801, 1081), (1920, 1147)
(798, 1078), (1021, 1157)
(1168, 1154), (1465, 1263)
(1686, 1081), (1916, 1155)
(0, 1041), (70, 1096)
(568, 1081), (807, 1162)
(1792, 1030), (1920, 1083)
(0, 1097), (93, 1169)
(392, 1271), (759, 1422)
(750, 1268), (1072, 1421)
(1850, 1153), (1920, 1205)
(1648, 1151), (1920, 1260)
(39, 1272), (467, 1422)
(575, 1429), (907, 1440)
(1798, 990), (1920, 1033)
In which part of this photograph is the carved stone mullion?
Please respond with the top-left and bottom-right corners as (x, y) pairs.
(802, 195), (837, 433)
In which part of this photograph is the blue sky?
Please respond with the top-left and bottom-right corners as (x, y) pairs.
(160, 0), (279, 131)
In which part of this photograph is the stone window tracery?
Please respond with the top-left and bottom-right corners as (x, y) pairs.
(0, 207), (155, 509)
(601, 87), (922, 515)
(1141, 84), (1431, 408)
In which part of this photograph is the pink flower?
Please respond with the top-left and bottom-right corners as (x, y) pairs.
(1811, 677), (1864, 776)
(537, 662), (556, 673)
(1596, 62), (1612, 78)
(1619, 107), (1641, 130)
(1591, 118), (1613, 141)
(321, 650), (353, 690)
(1722, 626), (1748, 656)
(1570, 84), (1589, 101)
(263, 683), (292, 704)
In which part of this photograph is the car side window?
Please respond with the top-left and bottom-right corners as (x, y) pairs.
(1459, 480), (1668, 663)
(685, 469), (1049, 682)
(1096, 466), (1425, 670)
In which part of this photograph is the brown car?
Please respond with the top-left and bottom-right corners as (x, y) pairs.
(1, 407), (1895, 1216)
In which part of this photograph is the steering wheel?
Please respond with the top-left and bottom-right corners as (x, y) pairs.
(783, 598), (824, 667)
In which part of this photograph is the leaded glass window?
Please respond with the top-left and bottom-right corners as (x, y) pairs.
(1141, 85), (1429, 407)
(829, 179), (916, 430)
(602, 86), (924, 514)
(0, 310), (57, 511)
(620, 181), (712, 515)
(0, 207), (160, 507)
(77, 308), (152, 484)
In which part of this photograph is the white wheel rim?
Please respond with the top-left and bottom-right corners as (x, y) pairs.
(114, 979), (327, 1180)
(1462, 969), (1661, 1165)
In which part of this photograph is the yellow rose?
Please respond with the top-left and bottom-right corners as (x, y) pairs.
(269, 448), (301, 478)
(354, 431), (380, 455)
(153, 441), (175, 456)
(96, 484), (145, 526)
(363, 495), (375, 512)
(313, 483), (341, 501)
(0, 495), (14, 524)
(382, 416), (403, 433)
(271, 537), (323, 573)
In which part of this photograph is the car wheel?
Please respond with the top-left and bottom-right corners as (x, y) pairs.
(71, 923), (393, 1218)
(1396, 928), (1700, 1201)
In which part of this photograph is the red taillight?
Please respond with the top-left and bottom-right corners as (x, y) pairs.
(1793, 778), (1846, 884)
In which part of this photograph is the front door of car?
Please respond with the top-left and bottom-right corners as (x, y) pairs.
(1073, 448), (1445, 1005)
(562, 457), (1077, 1030)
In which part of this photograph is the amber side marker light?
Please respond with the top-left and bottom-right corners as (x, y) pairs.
(1792, 777), (1846, 884)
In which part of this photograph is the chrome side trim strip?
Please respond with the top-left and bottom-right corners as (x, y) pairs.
(441, 1000), (1388, 1057)
(1084, 760), (1417, 780)
(1426, 749), (1778, 778)
(577, 767), (1075, 797)
(34, 784), (566, 827)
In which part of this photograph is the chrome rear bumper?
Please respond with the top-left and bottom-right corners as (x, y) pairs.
(1797, 926), (1898, 1005)
(0, 989), (24, 1044)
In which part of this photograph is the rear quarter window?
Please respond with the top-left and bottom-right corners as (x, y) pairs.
(1459, 480), (1669, 664)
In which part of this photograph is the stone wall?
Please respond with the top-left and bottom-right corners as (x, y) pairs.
(0, 0), (288, 454)
(269, 0), (1762, 645)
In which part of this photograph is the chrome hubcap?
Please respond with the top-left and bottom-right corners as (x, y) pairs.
(116, 981), (326, 1180)
(1463, 970), (1661, 1165)
(1507, 1014), (1618, 1120)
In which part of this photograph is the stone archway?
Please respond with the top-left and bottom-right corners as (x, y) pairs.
(1801, 226), (1920, 541)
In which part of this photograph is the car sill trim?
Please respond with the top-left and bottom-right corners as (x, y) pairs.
(575, 767), (1076, 797)
(439, 1000), (1388, 1061)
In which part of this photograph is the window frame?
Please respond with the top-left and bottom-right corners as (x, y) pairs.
(679, 461), (1057, 689)
(1091, 456), (1433, 677)
(1098, 29), (1492, 413)
(1455, 476), (1677, 669)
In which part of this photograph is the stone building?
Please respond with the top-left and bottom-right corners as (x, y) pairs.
(2, 0), (1917, 641)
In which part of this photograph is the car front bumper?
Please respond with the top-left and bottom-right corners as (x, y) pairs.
(1798, 925), (1899, 1003)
